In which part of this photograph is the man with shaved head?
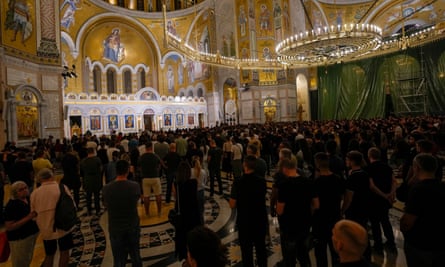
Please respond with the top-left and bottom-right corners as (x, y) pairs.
(332, 219), (372, 267)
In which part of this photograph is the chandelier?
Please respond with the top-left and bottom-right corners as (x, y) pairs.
(276, 23), (382, 66)
(162, 3), (444, 70)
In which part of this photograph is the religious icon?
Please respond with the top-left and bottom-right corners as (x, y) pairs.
(90, 115), (101, 130)
(176, 114), (184, 126)
(188, 114), (194, 125)
(108, 115), (118, 129)
(164, 114), (172, 126)
(125, 115), (134, 128)
(103, 28), (125, 63)
(16, 105), (38, 139)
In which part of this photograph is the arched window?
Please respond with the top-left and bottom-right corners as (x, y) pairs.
(123, 69), (132, 94)
(188, 90), (193, 97)
(107, 69), (117, 94)
(138, 69), (146, 89)
(93, 66), (102, 93)
(197, 88), (203, 97)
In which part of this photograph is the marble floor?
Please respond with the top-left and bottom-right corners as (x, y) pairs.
(2, 173), (408, 267)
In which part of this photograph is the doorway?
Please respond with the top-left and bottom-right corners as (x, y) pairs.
(198, 113), (205, 128)
(144, 115), (154, 131)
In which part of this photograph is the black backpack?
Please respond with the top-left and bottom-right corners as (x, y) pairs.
(54, 183), (78, 231)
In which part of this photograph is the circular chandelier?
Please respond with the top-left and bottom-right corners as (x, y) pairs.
(276, 23), (382, 66)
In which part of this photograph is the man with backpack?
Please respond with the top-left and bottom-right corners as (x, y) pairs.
(31, 168), (75, 267)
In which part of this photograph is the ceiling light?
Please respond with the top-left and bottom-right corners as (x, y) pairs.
(275, 23), (382, 66)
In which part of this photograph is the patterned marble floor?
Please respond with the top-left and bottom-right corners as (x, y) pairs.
(3, 173), (408, 267)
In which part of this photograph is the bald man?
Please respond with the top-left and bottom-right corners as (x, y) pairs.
(332, 220), (372, 267)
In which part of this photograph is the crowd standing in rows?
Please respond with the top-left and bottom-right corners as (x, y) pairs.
(0, 114), (445, 266)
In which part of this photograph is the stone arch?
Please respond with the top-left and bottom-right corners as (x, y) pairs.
(6, 85), (45, 145)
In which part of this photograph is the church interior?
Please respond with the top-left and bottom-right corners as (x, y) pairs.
(1, 0), (445, 266)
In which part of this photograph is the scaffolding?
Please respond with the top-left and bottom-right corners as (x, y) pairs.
(396, 49), (427, 115)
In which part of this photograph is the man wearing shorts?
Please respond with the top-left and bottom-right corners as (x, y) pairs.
(31, 168), (74, 267)
(138, 141), (162, 216)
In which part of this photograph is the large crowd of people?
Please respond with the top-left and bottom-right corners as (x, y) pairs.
(1, 114), (445, 266)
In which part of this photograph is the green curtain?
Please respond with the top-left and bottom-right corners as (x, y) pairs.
(318, 58), (386, 119)
(317, 38), (445, 120)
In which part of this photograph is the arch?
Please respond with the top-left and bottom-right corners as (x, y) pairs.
(178, 89), (186, 97)
(187, 88), (194, 97)
(61, 32), (77, 58)
(160, 51), (186, 69)
(197, 87), (204, 97)
(391, 19), (428, 35)
(195, 82), (206, 96)
(85, 57), (149, 75)
(75, 13), (162, 65)
(363, 0), (404, 24)
(106, 69), (117, 94)
(135, 87), (160, 100)
(9, 85), (45, 144)
(185, 8), (214, 48)
(296, 73), (310, 121)
(122, 68), (132, 94)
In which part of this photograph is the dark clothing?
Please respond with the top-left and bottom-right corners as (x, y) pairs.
(80, 156), (103, 192)
(230, 172), (268, 267)
(61, 153), (81, 190)
(138, 153), (161, 178)
(313, 174), (345, 267)
(277, 175), (317, 267)
(208, 146), (222, 169)
(365, 161), (395, 247)
(163, 152), (181, 175)
(208, 146), (223, 195)
(9, 160), (34, 187)
(61, 152), (81, 207)
(175, 179), (201, 260)
(103, 180), (141, 235)
(345, 169), (371, 225)
(403, 178), (445, 251)
(103, 180), (142, 267)
(277, 176), (317, 237)
(4, 198), (39, 241)
(80, 156), (102, 214)
(254, 157), (268, 178)
(105, 160), (117, 183)
(329, 154), (346, 179)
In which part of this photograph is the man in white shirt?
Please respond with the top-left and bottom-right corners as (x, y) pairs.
(31, 168), (74, 267)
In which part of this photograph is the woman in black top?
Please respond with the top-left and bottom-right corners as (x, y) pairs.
(4, 181), (39, 267)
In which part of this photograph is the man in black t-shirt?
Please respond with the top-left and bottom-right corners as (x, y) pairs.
(342, 150), (372, 261)
(277, 157), (319, 267)
(401, 153), (445, 267)
(138, 141), (162, 216)
(208, 140), (223, 196)
(313, 152), (345, 267)
(366, 147), (396, 252)
(230, 155), (268, 267)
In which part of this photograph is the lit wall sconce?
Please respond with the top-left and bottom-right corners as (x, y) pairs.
(61, 65), (78, 79)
